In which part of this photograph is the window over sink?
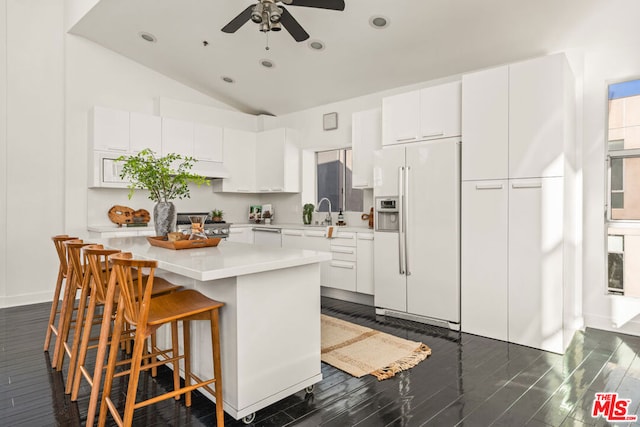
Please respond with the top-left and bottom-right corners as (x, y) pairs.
(316, 148), (363, 212)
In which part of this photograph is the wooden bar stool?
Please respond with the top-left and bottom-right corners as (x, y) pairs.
(98, 253), (224, 427)
(44, 235), (78, 352)
(52, 239), (93, 370)
(71, 245), (181, 425)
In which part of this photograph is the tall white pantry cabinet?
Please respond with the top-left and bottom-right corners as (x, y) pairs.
(461, 53), (578, 354)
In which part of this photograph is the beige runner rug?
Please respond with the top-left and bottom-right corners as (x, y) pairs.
(321, 314), (432, 380)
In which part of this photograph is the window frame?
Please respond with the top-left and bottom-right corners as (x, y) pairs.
(315, 147), (363, 213)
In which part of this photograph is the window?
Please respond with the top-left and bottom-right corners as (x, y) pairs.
(316, 148), (363, 212)
(606, 78), (640, 297)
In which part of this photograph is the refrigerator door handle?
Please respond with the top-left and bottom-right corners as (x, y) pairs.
(398, 166), (405, 275)
(405, 166), (411, 276)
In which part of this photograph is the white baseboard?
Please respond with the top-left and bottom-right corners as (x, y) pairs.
(0, 291), (52, 308)
(583, 313), (640, 337)
(320, 287), (374, 306)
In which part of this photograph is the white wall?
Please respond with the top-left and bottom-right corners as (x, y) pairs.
(0, 0), (7, 301)
(1, 0), (65, 307)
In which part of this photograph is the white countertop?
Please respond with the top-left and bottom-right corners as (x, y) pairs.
(93, 236), (332, 282)
(233, 223), (374, 233)
(88, 224), (154, 232)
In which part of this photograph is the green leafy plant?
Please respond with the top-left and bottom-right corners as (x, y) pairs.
(303, 203), (314, 224)
(211, 209), (224, 219)
(117, 149), (209, 202)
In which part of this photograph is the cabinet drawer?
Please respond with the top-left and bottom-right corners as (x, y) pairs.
(325, 260), (356, 292)
(331, 231), (356, 247)
(330, 245), (357, 261)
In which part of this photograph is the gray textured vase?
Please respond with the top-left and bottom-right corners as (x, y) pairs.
(154, 201), (177, 237)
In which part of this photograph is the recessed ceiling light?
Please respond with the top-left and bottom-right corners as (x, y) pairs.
(222, 76), (235, 83)
(369, 15), (390, 29)
(259, 59), (275, 68)
(308, 39), (325, 51)
(139, 31), (157, 43)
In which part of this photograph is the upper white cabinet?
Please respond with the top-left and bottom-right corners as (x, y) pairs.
(352, 108), (381, 189)
(129, 112), (161, 154)
(255, 128), (300, 193)
(194, 123), (223, 162)
(462, 53), (574, 180)
(461, 66), (509, 181)
(419, 81), (462, 141)
(509, 54), (573, 179)
(90, 106), (130, 152)
(161, 117), (194, 157)
(215, 128), (256, 192)
(382, 81), (461, 146)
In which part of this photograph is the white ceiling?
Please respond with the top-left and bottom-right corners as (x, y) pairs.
(70, 0), (632, 116)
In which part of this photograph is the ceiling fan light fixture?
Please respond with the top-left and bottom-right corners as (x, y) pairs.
(369, 15), (390, 29)
(269, 4), (282, 22)
(270, 21), (282, 31)
(308, 39), (325, 51)
(251, 3), (264, 23)
(138, 31), (157, 43)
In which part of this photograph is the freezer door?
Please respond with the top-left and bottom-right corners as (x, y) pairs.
(373, 146), (405, 197)
(405, 139), (460, 323)
(373, 231), (407, 312)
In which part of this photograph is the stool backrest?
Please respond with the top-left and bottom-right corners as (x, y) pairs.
(83, 244), (121, 304)
(52, 235), (78, 276)
(109, 252), (158, 327)
(64, 240), (94, 290)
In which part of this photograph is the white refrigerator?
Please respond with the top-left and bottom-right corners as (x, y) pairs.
(373, 138), (460, 326)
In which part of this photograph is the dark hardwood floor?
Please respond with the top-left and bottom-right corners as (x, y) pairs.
(2, 297), (640, 426)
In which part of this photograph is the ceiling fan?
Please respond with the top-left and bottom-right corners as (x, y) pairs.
(221, 0), (345, 42)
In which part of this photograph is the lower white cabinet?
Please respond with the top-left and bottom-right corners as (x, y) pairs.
(227, 227), (253, 244)
(461, 180), (508, 341)
(356, 233), (374, 295)
(461, 176), (572, 353)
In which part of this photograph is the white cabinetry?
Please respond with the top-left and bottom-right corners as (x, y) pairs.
(326, 231), (357, 292)
(281, 229), (331, 285)
(214, 129), (256, 192)
(194, 123), (223, 162)
(352, 108), (381, 189)
(90, 106), (130, 152)
(460, 53), (576, 353)
(255, 128), (300, 192)
(356, 233), (374, 295)
(227, 227), (253, 244)
(130, 112), (161, 154)
(461, 66), (509, 181)
(382, 81), (461, 146)
(161, 117), (194, 157)
(461, 180), (508, 341)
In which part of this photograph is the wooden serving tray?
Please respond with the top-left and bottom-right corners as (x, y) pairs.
(147, 236), (222, 250)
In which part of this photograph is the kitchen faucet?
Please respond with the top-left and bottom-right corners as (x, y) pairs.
(317, 198), (333, 225)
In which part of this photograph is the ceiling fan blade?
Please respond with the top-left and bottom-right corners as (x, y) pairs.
(221, 4), (255, 33)
(284, 0), (345, 11)
(279, 7), (310, 42)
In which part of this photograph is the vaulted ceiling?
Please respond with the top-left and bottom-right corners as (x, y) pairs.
(70, 0), (634, 116)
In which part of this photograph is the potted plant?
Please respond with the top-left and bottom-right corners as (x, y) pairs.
(118, 148), (209, 236)
(211, 209), (224, 223)
(303, 203), (314, 225)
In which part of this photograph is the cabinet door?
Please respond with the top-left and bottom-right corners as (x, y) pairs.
(509, 54), (568, 178)
(220, 128), (255, 192)
(508, 177), (564, 353)
(352, 108), (381, 189)
(372, 146), (404, 197)
(326, 260), (356, 292)
(462, 66), (509, 181)
(227, 227), (253, 243)
(162, 118), (194, 157)
(90, 106), (130, 152)
(194, 123), (223, 162)
(356, 233), (374, 295)
(382, 90), (420, 146)
(303, 231), (331, 286)
(373, 231), (406, 311)
(461, 180), (508, 341)
(419, 81), (461, 140)
(281, 229), (305, 249)
(256, 129), (285, 191)
(130, 112), (161, 154)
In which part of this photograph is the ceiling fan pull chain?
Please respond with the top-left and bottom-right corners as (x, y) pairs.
(265, 32), (270, 51)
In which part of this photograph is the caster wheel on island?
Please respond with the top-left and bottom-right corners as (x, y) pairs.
(305, 385), (315, 394)
(242, 413), (256, 424)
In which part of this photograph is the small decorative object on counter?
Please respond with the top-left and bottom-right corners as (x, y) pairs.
(361, 207), (374, 229)
(108, 205), (151, 227)
(303, 203), (314, 225)
(337, 209), (346, 226)
(262, 204), (273, 224)
(249, 205), (262, 223)
(211, 209), (224, 223)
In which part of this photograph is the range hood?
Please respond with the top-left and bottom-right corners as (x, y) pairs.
(191, 161), (230, 179)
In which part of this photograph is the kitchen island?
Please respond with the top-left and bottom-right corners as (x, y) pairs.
(93, 236), (331, 422)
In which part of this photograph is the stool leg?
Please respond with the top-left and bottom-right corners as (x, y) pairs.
(183, 320), (192, 407)
(71, 285), (98, 401)
(171, 320), (181, 400)
(52, 268), (75, 370)
(65, 277), (91, 394)
(98, 307), (125, 427)
(44, 266), (64, 351)
(121, 328), (147, 427)
(211, 309), (224, 427)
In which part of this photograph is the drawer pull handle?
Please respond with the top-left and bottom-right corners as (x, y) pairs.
(512, 183), (542, 189)
(331, 262), (354, 269)
(332, 248), (355, 254)
(476, 184), (503, 190)
(396, 136), (416, 142)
